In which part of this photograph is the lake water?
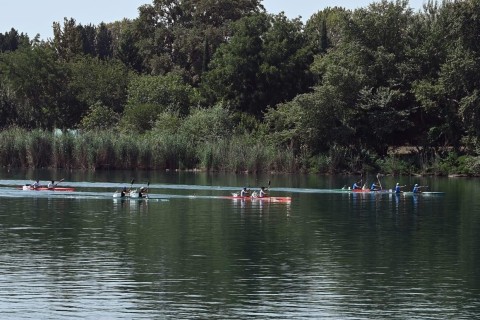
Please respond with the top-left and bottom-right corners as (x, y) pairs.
(0, 169), (479, 319)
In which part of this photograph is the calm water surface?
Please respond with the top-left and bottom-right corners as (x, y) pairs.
(0, 170), (479, 319)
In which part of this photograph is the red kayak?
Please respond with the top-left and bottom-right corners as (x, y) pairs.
(20, 185), (75, 192)
(224, 195), (292, 203)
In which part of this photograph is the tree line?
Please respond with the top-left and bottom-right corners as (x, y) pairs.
(1, 0), (480, 175)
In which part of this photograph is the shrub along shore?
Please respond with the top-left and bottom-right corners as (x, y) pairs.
(1, 128), (479, 176)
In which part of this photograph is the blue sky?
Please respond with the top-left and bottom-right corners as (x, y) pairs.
(1, 0), (426, 40)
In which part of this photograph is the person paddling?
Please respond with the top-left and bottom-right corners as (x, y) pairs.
(413, 184), (427, 193)
(394, 182), (406, 193)
(138, 187), (147, 198)
(352, 180), (362, 190)
(240, 187), (250, 197)
(31, 180), (40, 189)
(259, 186), (268, 197)
(370, 182), (380, 191)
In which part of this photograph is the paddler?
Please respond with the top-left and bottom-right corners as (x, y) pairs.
(394, 182), (406, 193)
(240, 187), (250, 197)
(259, 186), (268, 197)
(31, 180), (40, 189)
(47, 180), (54, 189)
(370, 182), (380, 191)
(352, 180), (362, 190)
(412, 184), (426, 193)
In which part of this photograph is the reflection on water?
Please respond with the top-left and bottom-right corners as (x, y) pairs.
(0, 174), (479, 319)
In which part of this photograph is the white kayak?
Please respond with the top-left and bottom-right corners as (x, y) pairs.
(113, 189), (148, 199)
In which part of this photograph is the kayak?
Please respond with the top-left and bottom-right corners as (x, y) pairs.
(348, 190), (445, 196)
(225, 195), (292, 203)
(350, 189), (392, 193)
(400, 191), (445, 196)
(113, 190), (148, 199)
(21, 185), (75, 192)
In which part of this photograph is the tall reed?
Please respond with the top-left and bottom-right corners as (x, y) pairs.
(25, 130), (53, 168)
(0, 128), (328, 172)
(198, 136), (296, 173)
(113, 134), (139, 169)
(53, 132), (75, 168)
(0, 128), (19, 167)
(152, 135), (197, 170)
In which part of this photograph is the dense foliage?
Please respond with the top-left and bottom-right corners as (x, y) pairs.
(2, 0), (480, 175)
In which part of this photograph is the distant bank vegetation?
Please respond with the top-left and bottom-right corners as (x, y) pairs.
(1, 127), (479, 176)
(2, 0), (480, 175)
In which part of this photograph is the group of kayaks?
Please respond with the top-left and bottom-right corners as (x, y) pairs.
(345, 188), (444, 195)
(17, 179), (443, 202)
(21, 179), (75, 192)
(21, 185), (75, 192)
(113, 188), (148, 199)
(226, 194), (293, 203)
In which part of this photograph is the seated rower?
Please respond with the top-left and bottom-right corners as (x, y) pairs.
(394, 182), (405, 193)
(47, 180), (55, 189)
(32, 180), (40, 189)
(259, 187), (268, 198)
(240, 187), (250, 197)
(138, 187), (147, 198)
(352, 181), (362, 190)
(412, 184), (425, 193)
(370, 182), (380, 191)
(120, 187), (128, 198)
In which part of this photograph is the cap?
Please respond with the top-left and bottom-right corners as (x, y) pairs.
(415, 184), (418, 187)
(396, 183), (399, 186)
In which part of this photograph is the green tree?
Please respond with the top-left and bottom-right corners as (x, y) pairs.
(202, 13), (268, 115)
(263, 86), (351, 154)
(307, 0), (419, 154)
(80, 24), (97, 56)
(0, 46), (75, 129)
(130, 0), (263, 79)
(127, 73), (195, 114)
(114, 25), (143, 71)
(203, 12), (313, 117)
(0, 28), (30, 52)
(96, 23), (113, 59)
(259, 13), (314, 111)
(53, 18), (84, 61)
(179, 104), (233, 142)
(79, 102), (120, 131)
(68, 56), (130, 113)
(121, 73), (197, 132)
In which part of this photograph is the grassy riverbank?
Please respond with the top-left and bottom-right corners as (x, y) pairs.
(1, 128), (479, 176)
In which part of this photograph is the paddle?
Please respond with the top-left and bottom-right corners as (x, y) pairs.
(145, 181), (150, 198)
(376, 173), (382, 190)
(130, 178), (135, 190)
(54, 178), (64, 187)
